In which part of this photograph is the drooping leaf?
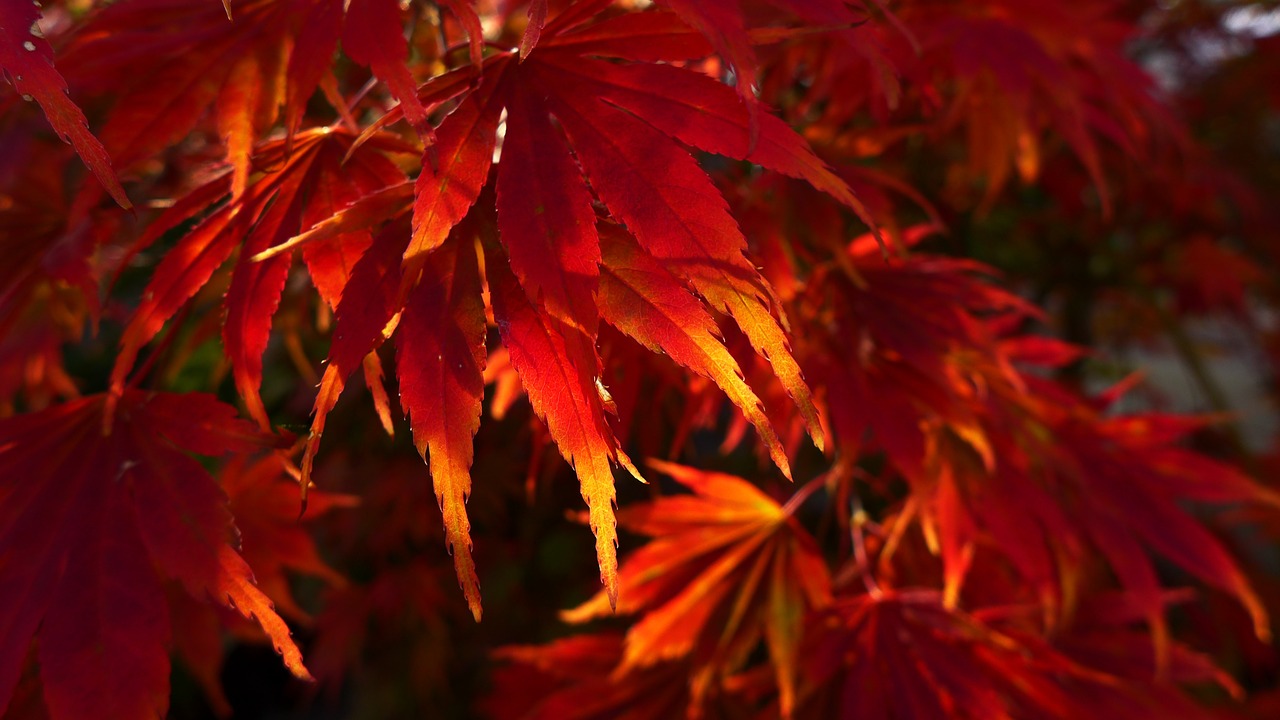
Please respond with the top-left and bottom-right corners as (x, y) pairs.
(404, 62), (506, 282)
(397, 234), (488, 620)
(298, 222), (409, 489)
(283, 0), (344, 139)
(488, 245), (635, 607)
(379, 3), (860, 463)
(342, 0), (430, 136)
(0, 0), (129, 207)
(401, 5), (862, 447)
(598, 225), (791, 479)
(232, 4), (874, 605)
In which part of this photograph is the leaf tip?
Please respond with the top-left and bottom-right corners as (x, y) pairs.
(810, 428), (827, 455)
(616, 448), (647, 484)
(288, 658), (315, 683)
(778, 457), (794, 482)
(450, 545), (485, 623)
(1241, 584), (1271, 643)
(606, 576), (619, 612)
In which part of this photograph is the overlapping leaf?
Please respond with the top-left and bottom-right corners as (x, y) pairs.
(787, 590), (1081, 718)
(783, 589), (1227, 720)
(1032, 591), (1243, 718)
(1024, 400), (1278, 641)
(245, 4), (873, 611)
(598, 225), (792, 477)
(884, 366), (1278, 645)
(397, 232), (488, 619)
(343, 0), (430, 136)
(393, 4), (869, 452)
(0, 389), (309, 720)
(758, 0), (1179, 212)
(109, 127), (410, 427)
(789, 230), (1031, 482)
(58, 0), (337, 195)
(54, 0), (491, 192)
(650, 0), (883, 124)
(787, 233), (1277, 643)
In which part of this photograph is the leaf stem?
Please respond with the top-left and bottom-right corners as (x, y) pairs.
(851, 492), (884, 599)
(780, 472), (827, 516)
(124, 302), (195, 392)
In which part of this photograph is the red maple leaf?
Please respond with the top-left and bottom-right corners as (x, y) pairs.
(0, 389), (309, 719)
(140, 3), (875, 615)
(777, 589), (1231, 720)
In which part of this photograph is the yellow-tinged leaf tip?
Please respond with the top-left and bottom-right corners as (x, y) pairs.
(597, 527), (619, 611)
(605, 571), (619, 612)
(617, 448), (647, 484)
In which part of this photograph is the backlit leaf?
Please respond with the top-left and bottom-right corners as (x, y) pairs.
(0, 390), (308, 719)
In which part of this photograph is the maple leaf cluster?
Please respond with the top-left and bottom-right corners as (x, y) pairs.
(1, 0), (1279, 718)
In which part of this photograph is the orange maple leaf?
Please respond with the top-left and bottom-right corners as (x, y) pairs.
(563, 460), (830, 716)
